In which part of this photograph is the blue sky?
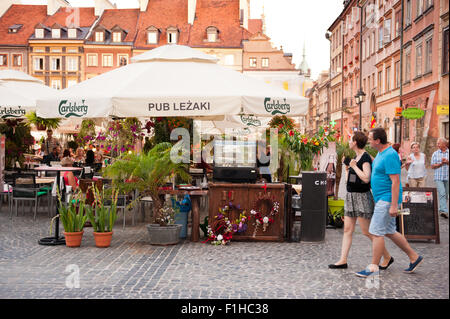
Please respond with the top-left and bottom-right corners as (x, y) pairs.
(20, 0), (344, 79)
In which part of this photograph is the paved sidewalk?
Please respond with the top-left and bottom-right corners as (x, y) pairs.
(0, 202), (448, 299)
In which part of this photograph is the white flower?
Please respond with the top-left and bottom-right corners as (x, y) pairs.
(263, 216), (269, 224)
(217, 234), (223, 241)
(250, 210), (257, 215)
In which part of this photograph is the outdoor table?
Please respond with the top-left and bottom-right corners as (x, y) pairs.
(158, 188), (208, 242)
(34, 166), (82, 246)
(35, 177), (55, 185)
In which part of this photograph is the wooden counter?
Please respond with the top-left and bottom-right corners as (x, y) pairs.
(208, 183), (288, 242)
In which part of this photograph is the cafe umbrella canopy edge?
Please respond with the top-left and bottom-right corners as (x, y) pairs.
(35, 44), (309, 120)
(0, 69), (58, 120)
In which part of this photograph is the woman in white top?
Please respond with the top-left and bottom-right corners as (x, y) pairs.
(405, 142), (427, 187)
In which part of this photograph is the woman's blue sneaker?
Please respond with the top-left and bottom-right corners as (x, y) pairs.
(356, 267), (379, 278)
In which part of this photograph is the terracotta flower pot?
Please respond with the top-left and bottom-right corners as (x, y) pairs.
(93, 231), (113, 248)
(64, 231), (84, 247)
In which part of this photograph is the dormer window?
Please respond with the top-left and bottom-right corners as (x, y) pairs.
(68, 28), (77, 39)
(95, 31), (104, 42)
(8, 24), (23, 33)
(52, 28), (61, 38)
(206, 26), (219, 42)
(166, 27), (179, 44)
(35, 28), (44, 39)
(112, 32), (121, 43)
(146, 26), (160, 44)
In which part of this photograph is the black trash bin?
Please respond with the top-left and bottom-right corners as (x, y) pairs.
(300, 171), (327, 242)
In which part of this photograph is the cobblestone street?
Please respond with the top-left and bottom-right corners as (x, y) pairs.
(0, 199), (448, 300)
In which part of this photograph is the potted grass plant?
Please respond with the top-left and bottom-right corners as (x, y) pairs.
(57, 191), (89, 247)
(103, 142), (191, 245)
(85, 185), (119, 248)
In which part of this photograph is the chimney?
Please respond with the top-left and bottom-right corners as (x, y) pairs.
(138, 0), (149, 12)
(94, 0), (116, 17)
(47, 0), (70, 16)
(188, 0), (197, 25)
(0, 0), (20, 18)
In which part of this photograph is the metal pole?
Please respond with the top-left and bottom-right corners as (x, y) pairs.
(359, 1), (363, 131)
(399, 0), (404, 143)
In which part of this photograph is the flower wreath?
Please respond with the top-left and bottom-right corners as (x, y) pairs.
(250, 195), (280, 237)
(204, 201), (248, 245)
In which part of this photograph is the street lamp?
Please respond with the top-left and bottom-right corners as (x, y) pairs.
(355, 89), (366, 130)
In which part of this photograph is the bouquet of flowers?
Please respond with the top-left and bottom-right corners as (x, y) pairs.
(281, 125), (336, 171)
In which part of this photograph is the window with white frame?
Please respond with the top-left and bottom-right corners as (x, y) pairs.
(67, 80), (77, 88)
(378, 71), (383, 95)
(395, 60), (400, 88)
(148, 31), (158, 44)
(378, 25), (384, 49)
(33, 57), (44, 71)
(51, 57), (61, 71)
(66, 56), (78, 71)
(87, 54), (98, 67)
(52, 28), (60, 38)
(224, 54), (234, 66)
(249, 57), (257, 68)
(35, 28), (44, 38)
(261, 58), (269, 68)
(405, 0), (412, 25)
(118, 54), (128, 66)
(68, 28), (77, 39)
(51, 79), (61, 90)
(95, 32), (104, 42)
(0, 54), (7, 66)
(404, 47), (411, 82)
(12, 54), (22, 66)
(167, 31), (177, 44)
(206, 27), (219, 42)
(385, 66), (391, 92)
(416, 0), (423, 18)
(425, 36), (432, 73)
(112, 32), (121, 43)
(415, 43), (422, 77)
(102, 54), (113, 67)
(383, 19), (391, 44)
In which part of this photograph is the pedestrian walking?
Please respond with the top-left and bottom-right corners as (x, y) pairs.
(329, 131), (392, 270)
(405, 142), (427, 187)
(431, 138), (449, 218)
(356, 127), (423, 278)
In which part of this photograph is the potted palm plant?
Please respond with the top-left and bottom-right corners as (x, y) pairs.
(25, 111), (61, 131)
(57, 191), (89, 247)
(103, 142), (191, 245)
(85, 185), (119, 248)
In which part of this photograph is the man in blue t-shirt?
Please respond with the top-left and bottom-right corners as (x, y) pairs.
(356, 128), (423, 278)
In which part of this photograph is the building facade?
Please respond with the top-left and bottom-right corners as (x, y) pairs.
(325, 0), (448, 156)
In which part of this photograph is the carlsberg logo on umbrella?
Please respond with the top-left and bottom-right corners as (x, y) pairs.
(240, 115), (261, 127)
(0, 106), (26, 119)
(264, 97), (291, 115)
(58, 99), (88, 118)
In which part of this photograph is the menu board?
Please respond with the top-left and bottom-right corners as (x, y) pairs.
(400, 187), (440, 244)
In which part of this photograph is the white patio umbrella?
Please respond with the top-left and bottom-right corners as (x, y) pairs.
(36, 44), (308, 119)
(0, 70), (57, 120)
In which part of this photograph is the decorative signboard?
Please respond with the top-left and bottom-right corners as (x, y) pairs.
(402, 107), (425, 119)
(400, 187), (440, 244)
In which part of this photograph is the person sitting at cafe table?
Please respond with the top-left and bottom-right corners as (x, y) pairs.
(74, 147), (85, 162)
(85, 149), (95, 166)
(43, 146), (60, 164)
(61, 157), (79, 191)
